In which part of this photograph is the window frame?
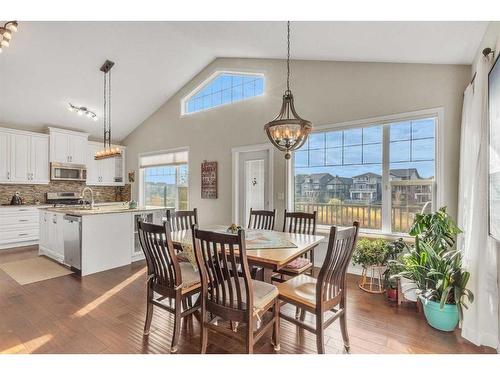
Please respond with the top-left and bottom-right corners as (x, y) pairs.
(286, 108), (444, 236)
(180, 70), (265, 116)
(138, 147), (190, 209)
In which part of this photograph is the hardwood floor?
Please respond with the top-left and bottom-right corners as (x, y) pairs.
(0, 246), (495, 354)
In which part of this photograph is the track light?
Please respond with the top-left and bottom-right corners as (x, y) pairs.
(67, 103), (97, 121)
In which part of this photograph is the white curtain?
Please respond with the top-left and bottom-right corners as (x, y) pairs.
(457, 54), (499, 349)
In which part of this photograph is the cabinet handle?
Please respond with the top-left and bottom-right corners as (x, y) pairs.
(19, 219), (29, 222)
(7, 172), (10, 180)
(18, 233), (28, 237)
(18, 209), (29, 211)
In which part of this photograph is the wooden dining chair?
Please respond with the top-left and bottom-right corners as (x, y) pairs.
(137, 219), (201, 353)
(192, 225), (280, 354)
(276, 222), (359, 354)
(275, 210), (317, 279)
(166, 208), (198, 231)
(248, 208), (276, 230)
(247, 208), (276, 279)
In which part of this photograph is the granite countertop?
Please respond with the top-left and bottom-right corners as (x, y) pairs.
(0, 204), (52, 208)
(40, 205), (166, 216)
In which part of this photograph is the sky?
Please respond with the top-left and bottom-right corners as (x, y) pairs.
(295, 119), (435, 179)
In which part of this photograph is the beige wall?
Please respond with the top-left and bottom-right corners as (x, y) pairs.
(123, 57), (469, 226)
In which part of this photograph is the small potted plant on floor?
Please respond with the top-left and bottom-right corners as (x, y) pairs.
(398, 207), (474, 331)
(382, 238), (407, 302)
(352, 238), (388, 294)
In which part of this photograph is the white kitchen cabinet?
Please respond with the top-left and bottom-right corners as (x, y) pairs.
(0, 131), (11, 181)
(30, 136), (50, 183)
(39, 211), (65, 262)
(10, 133), (31, 182)
(0, 206), (48, 249)
(48, 127), (89, 165)
(0, 128), (50, 184)
(86, 141), (126, 186)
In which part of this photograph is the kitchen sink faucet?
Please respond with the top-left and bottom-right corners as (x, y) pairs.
(82, 187), (95, 209)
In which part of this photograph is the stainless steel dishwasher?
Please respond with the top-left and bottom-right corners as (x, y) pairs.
(63, 215), (82, 272)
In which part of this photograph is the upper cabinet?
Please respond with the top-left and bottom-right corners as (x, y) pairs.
(87, 141), (126, 186)
(0, 128), (50, 184)
(48, 127), (89, 165)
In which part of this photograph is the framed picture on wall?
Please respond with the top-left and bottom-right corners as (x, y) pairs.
(201, 161), (218, 199)
(489, 54), (500, 241)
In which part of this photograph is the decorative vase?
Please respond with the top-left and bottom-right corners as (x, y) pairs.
(358, 265), (386, 294)
(419, 296), (459, 332)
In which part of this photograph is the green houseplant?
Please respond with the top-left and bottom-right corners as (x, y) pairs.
(398, 207), (473, 331)
(353, 238), (391, 294)
(382, 238), (407, 301)
(352, 238), (388, 268)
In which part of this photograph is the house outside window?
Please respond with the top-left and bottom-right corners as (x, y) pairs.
(291, 112), (438, 234)
(139, 149), (189, 210)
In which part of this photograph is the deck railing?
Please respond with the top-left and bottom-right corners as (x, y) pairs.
(295, 202), (424, 233)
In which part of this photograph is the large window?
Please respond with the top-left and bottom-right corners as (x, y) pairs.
(183, 72), (264, 114)
(139, 149), (189, 209)
(293, 115), (437, 234)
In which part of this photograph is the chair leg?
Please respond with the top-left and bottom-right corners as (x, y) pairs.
(143, 285), (154, 335)
(339, 309), (350, 352)
(246, 321), (254, 354)
(170, 295), (182, 353)
(316, 312), (325, 354)
(272, 300), (280, 351)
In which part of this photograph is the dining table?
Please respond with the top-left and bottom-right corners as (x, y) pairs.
(170, 225), (325, 284)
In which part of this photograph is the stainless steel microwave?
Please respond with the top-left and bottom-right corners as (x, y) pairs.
(51, 162), (87, 182)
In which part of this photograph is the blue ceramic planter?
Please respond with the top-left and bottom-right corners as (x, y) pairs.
(419, 296), (459, 332)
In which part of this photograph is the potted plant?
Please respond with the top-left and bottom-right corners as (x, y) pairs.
(382, 238), (406, 301)
(398, 207), (474, 331)
(352, 238), (389, 294)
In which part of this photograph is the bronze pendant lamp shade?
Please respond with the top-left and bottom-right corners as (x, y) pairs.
(264, 21), (312, 159)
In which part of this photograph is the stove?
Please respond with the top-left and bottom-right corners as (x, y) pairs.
(46, 192), (84, 206)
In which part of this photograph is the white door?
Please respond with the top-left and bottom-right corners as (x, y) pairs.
(30, 136), (49, 183)
(238, 149), (271, 226)
(70, 135), (88, 165)
(51, 132), (70, 163)
(0, 132), (10, 182)
(10, 133), (30, 182)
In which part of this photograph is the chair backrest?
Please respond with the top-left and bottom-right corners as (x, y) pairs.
(192, 226), (253, 322)
(137, 219), (181, 296)
(248, 208), (276, 230)
(166, 208), (198, 232)
(282, 210), (317, 235)
(316, 222), (359, 307)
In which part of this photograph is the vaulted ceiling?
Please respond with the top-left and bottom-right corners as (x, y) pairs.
(0, 21), (488, 141)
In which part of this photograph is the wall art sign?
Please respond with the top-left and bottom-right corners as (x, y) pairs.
(201, 161), (218, 199)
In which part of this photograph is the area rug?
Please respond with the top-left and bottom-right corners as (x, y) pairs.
(0, 256), (73, 285)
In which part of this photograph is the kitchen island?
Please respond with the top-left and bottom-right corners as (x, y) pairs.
(39, 204), (165, 276)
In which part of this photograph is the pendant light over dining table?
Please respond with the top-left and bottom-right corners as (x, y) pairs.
(95, 59), (122, 160)
(264, 21), (312, 160)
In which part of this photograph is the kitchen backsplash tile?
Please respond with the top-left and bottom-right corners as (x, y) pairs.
(0, 182), (131, 205)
